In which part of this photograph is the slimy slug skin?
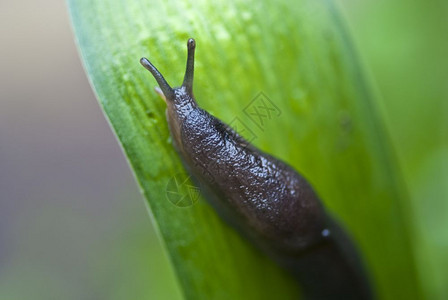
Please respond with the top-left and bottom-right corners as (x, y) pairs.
(140, 38), (373, 299)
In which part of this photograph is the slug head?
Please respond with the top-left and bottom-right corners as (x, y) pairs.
(140, 38), (198, 124)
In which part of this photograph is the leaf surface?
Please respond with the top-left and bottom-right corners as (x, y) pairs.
(67, 0), (422, 298)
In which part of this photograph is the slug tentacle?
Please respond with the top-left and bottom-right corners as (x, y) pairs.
(140, 57), (175, 101)
(182, 38), (196, 95)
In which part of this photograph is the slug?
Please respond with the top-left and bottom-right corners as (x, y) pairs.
(140, 38), (373, 299)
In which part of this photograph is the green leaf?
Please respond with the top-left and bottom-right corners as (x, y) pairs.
(67, 0), (422, 299)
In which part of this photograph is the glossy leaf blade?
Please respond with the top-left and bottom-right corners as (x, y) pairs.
(67, 0), (422, 299)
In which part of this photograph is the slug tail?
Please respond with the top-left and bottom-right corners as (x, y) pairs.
(140, 57), (175, 100)
(182, 38), (196, 95)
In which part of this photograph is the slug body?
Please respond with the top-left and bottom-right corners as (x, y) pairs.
(140, 39), (372, 299)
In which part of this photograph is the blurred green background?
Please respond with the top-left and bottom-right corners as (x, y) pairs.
(0, 0), (446, 299)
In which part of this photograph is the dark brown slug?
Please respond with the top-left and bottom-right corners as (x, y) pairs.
(140, 38), (373, 299)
